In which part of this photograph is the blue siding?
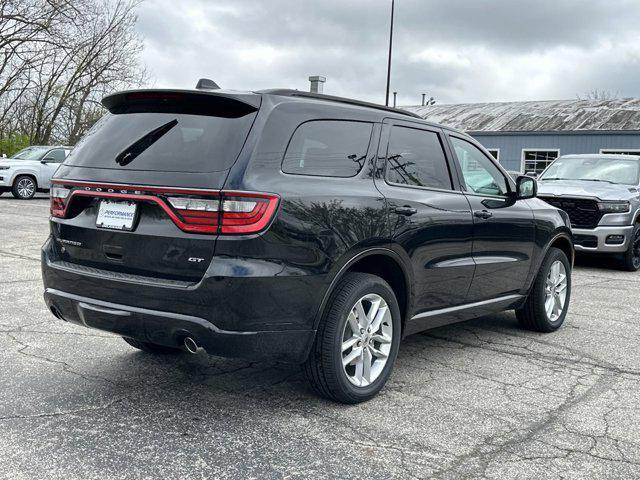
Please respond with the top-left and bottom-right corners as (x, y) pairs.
(472, 133), (640, 171)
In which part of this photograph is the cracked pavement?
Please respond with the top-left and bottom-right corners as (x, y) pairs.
(1, 195), (639, 479)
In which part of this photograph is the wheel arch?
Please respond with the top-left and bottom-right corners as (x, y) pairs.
(313, 248), (413, 335)
(521, 230), (574, 304)
(548, 233), (575, 266)
(12, 171), (38, 188)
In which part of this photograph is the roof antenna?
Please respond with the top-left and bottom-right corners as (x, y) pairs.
(196, 78), (220, 90)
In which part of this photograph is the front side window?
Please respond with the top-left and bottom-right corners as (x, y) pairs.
(451, 137), (508, 196)
(282, 120), (372, 177)
(385, 126), (452, 190)
(522, 149), (559, 174)
(44, 149), (67, 163)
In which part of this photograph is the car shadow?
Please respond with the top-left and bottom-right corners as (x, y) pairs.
(73, 311), (526, 406)
(574, 252), (625, 271)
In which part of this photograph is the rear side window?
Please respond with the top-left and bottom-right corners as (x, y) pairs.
(65, 110), (257, 173)
(282, 120), (372, 177)
(385, 126), (452, 190)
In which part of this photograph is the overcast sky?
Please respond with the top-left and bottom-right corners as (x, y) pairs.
(136, 0), (640, 106)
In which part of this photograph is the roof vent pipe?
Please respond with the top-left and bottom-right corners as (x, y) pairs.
(421, 93), (426, 106)
(393, 92), (397, 108)
(309, 75), (326, 94)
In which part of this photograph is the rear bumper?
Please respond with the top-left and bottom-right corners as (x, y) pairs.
(44, 288), (315, 363)
(41, 236), (324, 363)
(573, 225), (634, 253)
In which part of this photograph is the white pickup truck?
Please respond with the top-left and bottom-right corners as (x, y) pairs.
(0, 146), (72, 199)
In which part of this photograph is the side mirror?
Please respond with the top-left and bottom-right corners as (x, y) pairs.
(516, 175), (537, 200)
(41, 158), (54, 164)
(525, 171), (538, 178)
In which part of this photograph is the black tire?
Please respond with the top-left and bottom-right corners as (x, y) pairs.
(620, 223), (640, 272)
(11, 175), (37, 199)
(304, 272), (401, 404)
(122, 337), (182, 354)
(516, 247), (571, 332)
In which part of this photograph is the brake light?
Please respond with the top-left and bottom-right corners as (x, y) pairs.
(50, 186), (71, 217)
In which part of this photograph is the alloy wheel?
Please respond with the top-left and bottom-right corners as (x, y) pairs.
(341, 293), (393, 387)
(17, 178), (35, 198)
(544, 260), (568, 322)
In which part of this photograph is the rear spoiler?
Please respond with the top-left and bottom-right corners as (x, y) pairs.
(102, 89), (261, 118)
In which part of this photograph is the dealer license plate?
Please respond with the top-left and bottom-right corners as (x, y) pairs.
(96, 200), (138, 231)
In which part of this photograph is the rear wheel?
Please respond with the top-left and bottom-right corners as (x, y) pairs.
(304, 272), (401, 404)
(621, 223), (640, 272)
(516, 247), (571, 332)
(122, 337), (181, 354)
(12, 175), (36, 199)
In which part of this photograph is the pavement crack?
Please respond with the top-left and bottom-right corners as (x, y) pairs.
(0, 397), (127, 422)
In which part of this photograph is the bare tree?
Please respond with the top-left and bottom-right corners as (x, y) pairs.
(576, 89), (620, 101)
(0, 0), (146, 152)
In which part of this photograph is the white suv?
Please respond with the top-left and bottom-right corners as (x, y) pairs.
(0, 146), (72, 199)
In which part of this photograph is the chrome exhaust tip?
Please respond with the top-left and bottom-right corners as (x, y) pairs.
(183, 337), (199, 354)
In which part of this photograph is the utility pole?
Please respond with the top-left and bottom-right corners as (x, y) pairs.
(385, 0), (394, 106)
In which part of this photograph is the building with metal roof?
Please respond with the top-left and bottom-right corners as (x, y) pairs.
(403, 98), (640, 173)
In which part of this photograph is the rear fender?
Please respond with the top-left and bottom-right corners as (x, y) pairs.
(312, 247), (413, 331)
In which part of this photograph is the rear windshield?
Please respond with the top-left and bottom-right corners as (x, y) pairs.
(65, 110), (257, 173)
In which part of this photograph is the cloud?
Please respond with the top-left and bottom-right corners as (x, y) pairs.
(136, 0), (640, 105)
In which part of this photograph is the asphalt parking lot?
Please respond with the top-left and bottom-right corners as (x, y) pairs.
(1, 195), (639, 479)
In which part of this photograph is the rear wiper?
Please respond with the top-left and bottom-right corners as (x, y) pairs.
(115, 119), (178, 166)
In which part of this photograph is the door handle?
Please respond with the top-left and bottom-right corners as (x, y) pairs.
(394, 206), (417, 216)
(474, 210), (493, 219)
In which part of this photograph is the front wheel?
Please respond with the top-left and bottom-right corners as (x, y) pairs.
(516, 247), (571, 332)
(620, 223), (640, 272)
(304, 272), (401, 404)
(12, 175), (37, 199)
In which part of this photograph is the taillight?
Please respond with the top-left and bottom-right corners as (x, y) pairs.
(166, 193), (279, 234)
(50, 186), (71, 217)
(48, 181), (280, 235)
(219, 194), (279, 234)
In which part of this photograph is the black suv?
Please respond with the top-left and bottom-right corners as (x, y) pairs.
(42, 88), (574, 403)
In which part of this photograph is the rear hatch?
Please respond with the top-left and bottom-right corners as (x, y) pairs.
(49, 90), (261, 283)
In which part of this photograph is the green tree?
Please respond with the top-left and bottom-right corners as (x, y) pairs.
(0, 133), (29, 157)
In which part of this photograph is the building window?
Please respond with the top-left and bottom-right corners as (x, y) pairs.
(486, 149), (500, 161)
(599, 149), (640, 156)
(522, 149), (559, 174)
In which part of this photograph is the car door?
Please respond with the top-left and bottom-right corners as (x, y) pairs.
(446, 134), (535, 302)
(374, 120), (475, 317)
(39, 148), (67, 188)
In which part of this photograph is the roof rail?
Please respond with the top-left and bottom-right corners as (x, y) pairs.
(258, 89), (421, 118)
